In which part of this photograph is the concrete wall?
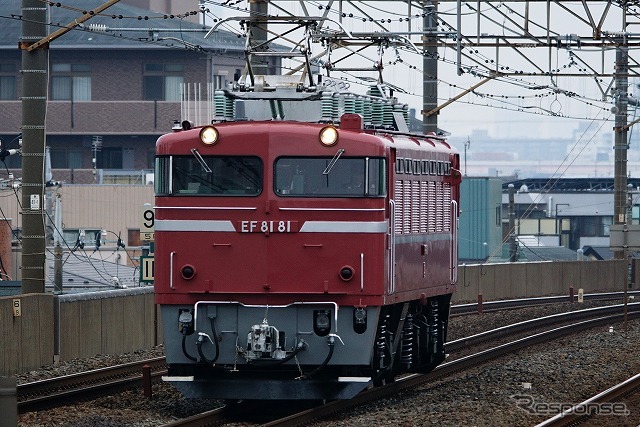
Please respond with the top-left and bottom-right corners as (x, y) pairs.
(455, 259), (630, 302)
(55, 288), (160, 364)
(0, 288), (160, 377)
(0, 294), (54, 376)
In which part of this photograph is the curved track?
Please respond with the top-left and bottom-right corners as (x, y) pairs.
(18, 357), (167, 413)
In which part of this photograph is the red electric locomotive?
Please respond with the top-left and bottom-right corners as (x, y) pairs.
(154, 85), (461, 400)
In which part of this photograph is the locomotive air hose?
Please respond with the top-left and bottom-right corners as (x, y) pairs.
(300, 336), (335, 379)
(181, 333), (197, 362)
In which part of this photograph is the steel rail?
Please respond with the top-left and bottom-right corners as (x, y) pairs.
(17, 357), (167, 413)
(450, 291), (640, 315)
(535, 373), (640, 426)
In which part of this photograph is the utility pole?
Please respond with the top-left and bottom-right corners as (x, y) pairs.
(422, 1), (438, 134)
(20, 0), (48, 293)
(508, 184), (517, 263)
(613, 34), (629, 261)
(463, 137), (470, 176)
(19, 1), (120, 294)
(250, 0), (269, 76)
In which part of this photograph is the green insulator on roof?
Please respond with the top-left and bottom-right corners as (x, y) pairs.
(224, 97), (235, 120)
(343, 94), (356, 114)
(213, 90), (227, 121)
(371, 99), (384, 126)
(383, 102), (393, 127)
(321, 92), (334, 122)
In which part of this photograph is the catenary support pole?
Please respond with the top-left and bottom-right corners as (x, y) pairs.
(20, 0), (48, 293)
(422, 1), (438, 134)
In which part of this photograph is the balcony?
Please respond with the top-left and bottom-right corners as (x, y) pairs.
(0, 101), (182, 135)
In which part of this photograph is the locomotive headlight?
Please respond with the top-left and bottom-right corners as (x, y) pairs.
(181, 265), (196, 280)
(200, 126), (219, 145)
(313, 309), (331, 337)
(319, 126), (339, 146)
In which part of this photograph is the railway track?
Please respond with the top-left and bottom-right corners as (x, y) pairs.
(156, 302), (640, 427)
(17, 357), (167, 413)
(450, 291), (640, 315)
(536, 372), (640, 426)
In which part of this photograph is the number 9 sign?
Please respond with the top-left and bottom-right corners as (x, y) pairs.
(141, 203), (155, 241)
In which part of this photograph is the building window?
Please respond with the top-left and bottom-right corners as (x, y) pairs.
(581, 216), (598, 237)
(143, 63), (184, 101)
(0, 64), (16, 100)
(50, 148), (83, 169)
(601, 216), (612, 237)
(97, 147), (123, 169)
(51, 63), (91, 101)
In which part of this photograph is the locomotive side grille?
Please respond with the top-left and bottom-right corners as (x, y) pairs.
(402, 181), (411, 234)
(435, 182), (444, 231)
(443, 183), (452, 231)
(394, 179), (452, 234)
(394, 180), (404, 234)
(410, 181), (420, 234)
(419, 181), (429, 233)
(428, 182), (436, 233)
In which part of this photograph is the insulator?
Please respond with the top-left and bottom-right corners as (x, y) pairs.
(343, 94), (356, 114)
(363, 98), (372, 125)
(367, 84), (383, 98)
(224, 97), (235, 120)
(383, 102), (393, 128)
(354, 96), (365, 117)
(332, 93), (342, 122)
(401, 313), (414, 369)
(87, 24), (108, 32)
(371, 99), (383, 126)
(321, 92), (334, 122)
(213, 90), (226, 121)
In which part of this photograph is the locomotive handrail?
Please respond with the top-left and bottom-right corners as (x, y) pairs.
(451, 200), (458, 284)
(279, 207), (385, 212)
(156, 206), (257, 210)
(360, 253), (364, 293)
(170, 251), (175, 290)
(389, 199), (396, 294)
(193, 300), (340, 334)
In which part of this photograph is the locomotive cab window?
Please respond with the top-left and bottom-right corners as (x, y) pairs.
(155, 155), (262, 196)
(275, 157), (386, 197)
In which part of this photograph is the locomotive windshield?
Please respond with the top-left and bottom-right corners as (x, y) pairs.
(275, 157), (386, 197)
(155, 155), (262, 196)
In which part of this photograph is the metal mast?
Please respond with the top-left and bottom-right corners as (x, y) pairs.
(20, 0), (48, 293)
(613, 34), (628, 259)
(422, 1), (438, 134)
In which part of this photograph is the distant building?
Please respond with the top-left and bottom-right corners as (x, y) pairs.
(445, 119), (640, 178)
(501, 177), (640, 255)
(458, 177), (503, 262)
